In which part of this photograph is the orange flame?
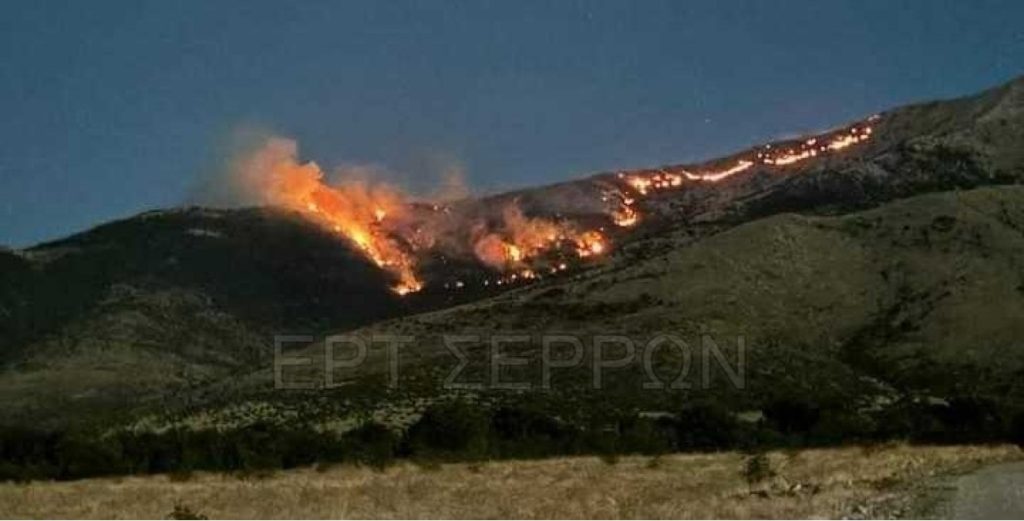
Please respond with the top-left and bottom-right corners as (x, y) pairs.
(612, 204), (639, 227)
(612, 119), (877, 229)
(241, 117), (876, 295)
(471, 204), (609, 269)
(575, 231), (606, 257)
(242, 139), (422, 294)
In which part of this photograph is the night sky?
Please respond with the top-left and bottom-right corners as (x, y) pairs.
(2, 0), (1023, 247)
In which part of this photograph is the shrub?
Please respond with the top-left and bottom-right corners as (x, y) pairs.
(810, 409), (876, 445)
(343, 422), (398, 469)
(489, 406), (576, 458)
(0, 427), (61, 481)
(871, 400), (943, 442)
(764, 398), (820, 438)
(935, 396), (1004, 443)
(55, 434), (125, 479)
(231, 423), (284, 471)
(742, 452), (775, 485)
(405, 401), (490, 459)
(1010, 411), (1024, 447)
(676, 402), (742, 450)
(617, 416), (675, 455)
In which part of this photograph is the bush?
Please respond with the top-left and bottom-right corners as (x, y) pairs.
(1011, 411), (1024, 447)
(742, 452), (775, 485)
(675, 402), (742, 450)
(764, 398), (820, 438)
(579, 426), (620, 459)
(872, 400), (944, 442)
(55, 434), (124, 479)
(235, 423), (286, 470)
(934, 396), (1005, 443)
(0, 427), (61, 481)
(617, 416), (675, 455)
(342, 422), (398, 469)
(406, 401), (490, 458)
(810, 409), (876, 445)
(489, 406), (576, 458)
(118, 431), (184, 474)
(7, 392), (1022, 483)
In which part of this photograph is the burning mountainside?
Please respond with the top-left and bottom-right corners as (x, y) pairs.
(6, 74), (1024, 434)
(239, 118), (877, 295)
(234, 138), (423, 294)
(237, 137), (615, 294)
(605, 120), (877, 232)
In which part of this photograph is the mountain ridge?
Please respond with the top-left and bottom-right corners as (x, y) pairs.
(3, 74), (1024, 429)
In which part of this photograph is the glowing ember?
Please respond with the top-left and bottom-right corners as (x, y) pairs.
(612, 204), (639, 227)
(575, 231), (606, 257)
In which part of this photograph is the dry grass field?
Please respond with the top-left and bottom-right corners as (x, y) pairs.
(0, 443), (1019, 519)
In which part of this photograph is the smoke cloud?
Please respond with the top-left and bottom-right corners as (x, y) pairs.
(187, 131), (621, 293)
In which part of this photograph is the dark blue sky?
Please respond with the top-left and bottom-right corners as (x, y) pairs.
(2, 0), (1023, 247)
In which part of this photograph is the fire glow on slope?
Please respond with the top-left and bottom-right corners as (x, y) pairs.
(245, 138), (611, 294)
(471, 206), (607, 271)
(610, 120), (876, 229)
(246, 142), (423, 294)
(250, 117), (876, 295)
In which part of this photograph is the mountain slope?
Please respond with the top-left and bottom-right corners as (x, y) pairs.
(238, 184), (1024, 433)
(0, 208), (421, 426)
(3, 75), (1024, 429)
(619, 74), (1024, 225)
(379, 185), (1024, 384)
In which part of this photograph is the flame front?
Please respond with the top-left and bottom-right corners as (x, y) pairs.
(471, 205), (610, 270)
(243, 138), (612, 295)
(244, 139), (422, 294)
(303, 183), (422, 294)
(244, 117), (876, 296)
(609, 120), (876, 230)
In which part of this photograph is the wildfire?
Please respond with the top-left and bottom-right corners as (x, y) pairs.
(761, 126), (872, 165)
(612, 204), (639, 227)
(684, 160), (755, 182)
(574, 231), (606, 257)
(240, 138), (422, 295)
(610, 119), (877, 230)
(300, 184), (423, 295)
(466, 259), (572, 290)
(242, 117), (876, 296)
(472, 205), (611, 269)
(624, 171), (683, 195)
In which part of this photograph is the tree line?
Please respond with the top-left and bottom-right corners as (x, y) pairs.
(2, 395), (1023, 482)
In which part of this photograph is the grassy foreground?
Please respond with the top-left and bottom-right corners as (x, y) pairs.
(0, 444), (1019, 519)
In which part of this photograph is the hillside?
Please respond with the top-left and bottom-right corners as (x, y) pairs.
(2, 75), (1024, 432)
(209, 184), (1021, 439)
(0, 208), (417, 426)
